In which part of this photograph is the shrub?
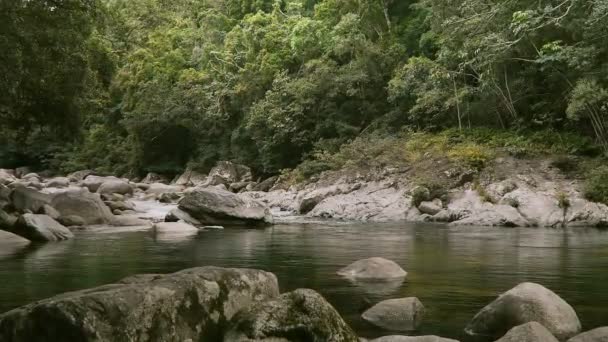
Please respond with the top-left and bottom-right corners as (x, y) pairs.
(556, 191), (571, 209)
(448, 143), (493, 169)
(584, 166), (608, 205)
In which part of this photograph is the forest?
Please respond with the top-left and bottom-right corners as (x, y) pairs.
(1, 0), (607, 178)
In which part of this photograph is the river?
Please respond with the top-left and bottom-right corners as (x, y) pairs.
(1, 222), (607, 340)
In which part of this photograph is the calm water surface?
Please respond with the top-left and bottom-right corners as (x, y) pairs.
(1, 222), (607, 340)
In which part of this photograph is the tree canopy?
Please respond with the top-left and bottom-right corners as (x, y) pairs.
(1, 0), (607, 175)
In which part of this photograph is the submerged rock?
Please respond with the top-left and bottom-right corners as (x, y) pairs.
(165, 208), (202, 226)
(338, 257), (407, 280)
(178, 187), (273, 226)
(466, 282), (581, 340)
(12, 214), (73, 242)
(362, 298), (425, 332)
(567, 327), (608, 342)
(495, 322), (559, 342)
(224, 288), (359, 342)
(0, 267), (279, 342)
(152, 221), (198, 234)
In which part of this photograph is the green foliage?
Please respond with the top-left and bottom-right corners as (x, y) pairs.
(584, 166), (608, 206)
(2, 0), (608, 178)
(410, 186), (431, 207)
(556, 191), (571, 210)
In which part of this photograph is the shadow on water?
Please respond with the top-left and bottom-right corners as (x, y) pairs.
(0, 222), (607, 340)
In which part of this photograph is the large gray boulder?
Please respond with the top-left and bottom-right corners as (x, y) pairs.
(50, 188), (114, 225)
(10, 186), (51, 213)
(178, 187), (273, 226)
(206, 161), (252, 187)
(224, 288), (359, 342)
(495, 322), (559, 342)
(97, 180), (133, 195)
(337, 257), (407, 280)
(67, 169), (95, 182)
(370, 336), (459, 342)
(362, 298), (425, 332)
(465, 282), (581, 340)
(82, 175), (121, 192)
(45, 177), (70, 188)
(0, 266), (279, 342)
(10, 214), (73, 242)
(0, 169), (17, 185)
(567, 327), (608, 342)
(174, 167), (207, 187)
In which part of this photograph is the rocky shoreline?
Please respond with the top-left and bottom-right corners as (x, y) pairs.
(0, 257), (604, 342)
(2, 158), (608, 243)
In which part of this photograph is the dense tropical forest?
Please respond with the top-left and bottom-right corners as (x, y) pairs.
(1, 0), (608, 178)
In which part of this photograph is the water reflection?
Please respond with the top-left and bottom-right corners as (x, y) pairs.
(0, 223), (607, 341)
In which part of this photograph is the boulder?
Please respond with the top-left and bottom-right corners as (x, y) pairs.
(135, 183), (150, 191)
(10, 186), (51, 213)
(45, 177), (70, 188)
(337, 257), (407, 280)
(165, 208), (202, 226)
(500, 189), (565, 227)
(14, 167), (31, 178)
(251, 176), (278, 192)
(448, 190), (529, 227)
(50, 188), (114, 225)
(495, 322), (559, 342)
(67, 170), (95, 182)
(97, 180), (133, 195)
(57, 215), (86, 227)
(158, 192), (182, 203)
(141, 172), (170, 184)
(11, 214), (73, 242)
(174, 167), (207, 187)
(0, 184), (11, 207)
(0, 230), (29, 244)
(224, 289), (359, 342)
(362, 298), (425, 332)
(105, 201), (135, 212)
(0, 210), (18, 229)
(0, 267), (279, 342)
(308, 182), (408, 222)
(229, 181), (254, 193)
(567, 327), (608, 342)
(370, 336), (459, 342)
(465, 282), (581, 340)
(298, 183), (360, 214)
(206, 161), (252, 187)
(152, 222), (199, 235)
(0, 169), (17, 185)
(178, 187), (273, 226)
(418, 200), (442, 215)
(39, 204), (60, 220)
(82, 175), (120, 192)
(22, 172), (40, 181)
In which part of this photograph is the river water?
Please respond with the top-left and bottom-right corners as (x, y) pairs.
(1, 222), (607, 340)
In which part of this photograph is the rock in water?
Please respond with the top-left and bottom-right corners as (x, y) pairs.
(152, 222), (199, 234)
(495, 322), (559, 342)
(50, 188), (115, 225)
(0, 267), (279, 342)
(337, 257), (407, 280)
(178, 187), (273, 226)
(224, 288), (359, 342)
(567, 327), (608, 342)
(12, 214), (73, 242)
(370, 336), (459, 342)
(465, 282), (581, 340)
(362, 298), (425, 332)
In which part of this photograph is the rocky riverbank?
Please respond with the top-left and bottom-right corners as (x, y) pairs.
(0, 258), (604, 342)
(2, 156), (608, 243)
